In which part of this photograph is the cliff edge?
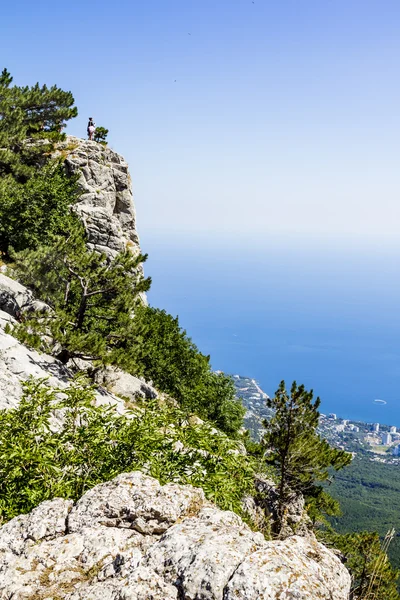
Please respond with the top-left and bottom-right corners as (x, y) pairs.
(0, 471), (351, 599)
(57, 136), (141, 259)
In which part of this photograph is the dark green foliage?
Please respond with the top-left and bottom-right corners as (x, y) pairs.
(94, 126), (108, 143)
(0, 68), (80, 256)
(320, 528), (400, 599)
(262, 380), (352, 531)
(129, 305), (245, 435)
(0, 68), (77, 181)
(328, 455), (400, 576)
(12, 232), (151, 365)
(0, 378), (256, 522)
(0, 162), (81, 254)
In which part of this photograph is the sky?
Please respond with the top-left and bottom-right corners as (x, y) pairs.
(2, 0), (400, 248)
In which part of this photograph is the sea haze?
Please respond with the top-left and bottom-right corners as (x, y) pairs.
(144, 233), (400, 427)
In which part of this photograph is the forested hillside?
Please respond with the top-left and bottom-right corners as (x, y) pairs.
(329, 454), (400, 571)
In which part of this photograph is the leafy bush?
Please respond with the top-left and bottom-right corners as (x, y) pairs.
(129, 305), (245, 436)
(0, 378), (256, 523)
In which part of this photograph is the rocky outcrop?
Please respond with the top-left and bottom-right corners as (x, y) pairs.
(0, 324), (128, 414)
(0, 471), (351, 599)
(0, 273), (51, 320)
(254, 476), (312, 539)
(57, 136), (141, 260)
(0, 273), (33, 319)
(0, 274), (156, 411)
(93, 366), (157, 403)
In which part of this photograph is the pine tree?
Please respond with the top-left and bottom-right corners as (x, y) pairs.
(94, 126), (109, 143)
(0, 162), (81, 254)
(0, 68), (77, 181)
(262, 380), (352, 533)
(12, 229), (151, 365)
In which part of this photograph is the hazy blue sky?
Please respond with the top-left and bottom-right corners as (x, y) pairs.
(2, 0), (400, 246)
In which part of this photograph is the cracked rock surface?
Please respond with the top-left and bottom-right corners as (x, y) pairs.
(59, 137), (141, 259)
(0, 471), (351, 599)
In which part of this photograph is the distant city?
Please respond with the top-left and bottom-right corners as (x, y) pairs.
(233, 375), (400, 464)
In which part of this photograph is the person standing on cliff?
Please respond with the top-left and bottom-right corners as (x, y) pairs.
(87, 117), (96, 140)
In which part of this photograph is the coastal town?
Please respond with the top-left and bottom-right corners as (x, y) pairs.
(233, 375), (400, 464)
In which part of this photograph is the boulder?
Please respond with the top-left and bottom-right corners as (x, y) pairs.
(0, 471), (351, 600)
(255, 476), (312, 539)
(0, 273), (33, 318)
(224, 536), (351, 600)
(0, 273), (51, 320)
(93, 366), (158, 402)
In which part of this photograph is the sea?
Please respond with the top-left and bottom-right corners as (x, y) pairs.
(144, 232), (400, 427)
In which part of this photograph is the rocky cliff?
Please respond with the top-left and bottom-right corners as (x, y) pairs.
(0, 138), (352, 599)
(57, 136), (142, 259)
(0, 471), (351, 600)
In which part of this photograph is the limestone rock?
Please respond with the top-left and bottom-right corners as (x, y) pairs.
(93, 366), (158, 402)
(0, 273), (51, 320)
(0, 273), (33, 318)
(0, 471), (351, 600)
(224, 535), (351, 600)
(255, 476), (312, 539)
(0, 309), (16, 329)
(0, 498), (72, 556)
(59, 137), (141, 260)
(67, 471), (206, 535)
(0, 327), (126, 414)
(0, 273), (32, 307)
(144, 507), (266, 599)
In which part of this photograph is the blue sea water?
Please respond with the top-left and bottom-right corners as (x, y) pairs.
(143, 233), (400, 427)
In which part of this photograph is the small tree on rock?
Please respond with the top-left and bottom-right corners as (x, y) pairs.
(262, 380), (352, 535)
(94, 126), (108, 144)
(12, 228), (151, 365)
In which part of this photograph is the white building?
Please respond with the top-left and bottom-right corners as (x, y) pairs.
(329, 413), (337, 420)
(373, 423), (380, 433)
(390, 426), (397, 434)
(342, 419), (349, 426)
(381, 432), (392, 445)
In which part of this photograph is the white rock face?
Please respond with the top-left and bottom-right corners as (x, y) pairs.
(0, 326), (126, 414)
(0, 273), (33, 318)
(224, 536), (351, 600)
(59, 137), (141, 259)
(93, 366), (157, 402)
(0, 471), (351, 599)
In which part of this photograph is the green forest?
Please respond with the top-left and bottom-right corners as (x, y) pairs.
(329, 453), (400, 571)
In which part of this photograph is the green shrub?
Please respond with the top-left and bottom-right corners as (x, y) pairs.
(129, 305), (245, 436)
(0, 377), (256, 522)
